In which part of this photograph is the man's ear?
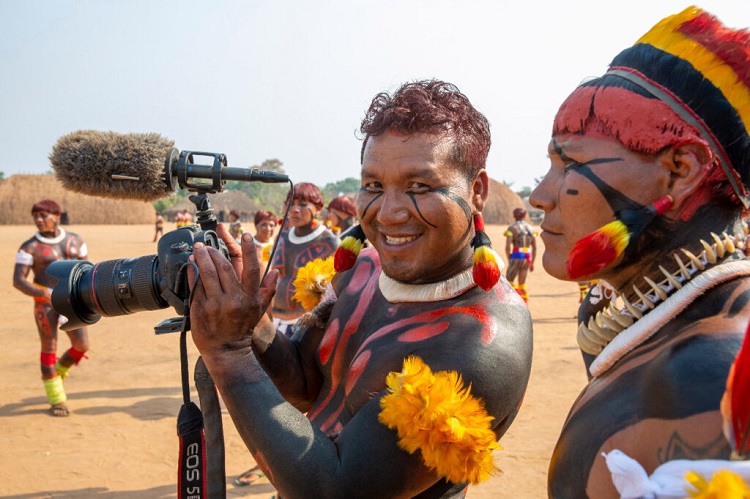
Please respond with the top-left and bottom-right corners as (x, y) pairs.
(663, 141), (712, 210)
(472, 169), (490, 213)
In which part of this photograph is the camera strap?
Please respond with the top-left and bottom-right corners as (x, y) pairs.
(176, 315), (207, 499)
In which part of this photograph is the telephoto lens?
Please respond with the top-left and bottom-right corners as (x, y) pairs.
(46, 255), (168, 331)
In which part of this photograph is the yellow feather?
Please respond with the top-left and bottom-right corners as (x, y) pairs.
(261, 243), (272, 263)
(685, 469), (750, 497)
(636, 6), (750, 135)
(379, 356), (500, 484)
(291, 257), (336, 310)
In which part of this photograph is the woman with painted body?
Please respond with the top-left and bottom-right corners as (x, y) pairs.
(269, 183), (339, 338)
(13, 199), (90, 417)
(530, 8), (750, 497)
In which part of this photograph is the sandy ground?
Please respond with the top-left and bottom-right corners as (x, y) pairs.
(0, 223), (588, 498)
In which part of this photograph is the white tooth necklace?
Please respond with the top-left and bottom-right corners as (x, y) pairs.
(575, 232), (750, 377)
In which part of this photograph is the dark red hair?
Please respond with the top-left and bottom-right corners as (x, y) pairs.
(327, 195), (357, 217)
(31, 199), (61, 215)
(254, 209), (277, 226)
(553, 7), (750, 211)
(285, 182), (325, 210)
(359, 80), (491, 178)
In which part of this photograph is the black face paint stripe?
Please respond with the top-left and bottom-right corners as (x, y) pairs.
(570, 160), (644, 213)
(406, 193), (438, 228)
(360, 192), (382, 219)
(567, 189), (579, 195)
(431, 187), (472, 223)
(431, 187), (473, 240)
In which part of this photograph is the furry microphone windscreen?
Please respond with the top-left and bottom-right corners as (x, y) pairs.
(49, 130), (176, 202)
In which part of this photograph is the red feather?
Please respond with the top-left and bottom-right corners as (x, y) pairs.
(566, 220), (629, 280)
(727, 321), (750, 457)
(333, 246), (357, 272)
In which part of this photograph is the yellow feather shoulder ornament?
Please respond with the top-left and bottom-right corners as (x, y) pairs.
(292, 256), (336, 310)
(379, 356), (500, 485)
(261, 243), (272, 263)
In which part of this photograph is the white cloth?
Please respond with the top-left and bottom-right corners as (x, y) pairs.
(603, 449), (750, 498)
(15, 250), (33, 265)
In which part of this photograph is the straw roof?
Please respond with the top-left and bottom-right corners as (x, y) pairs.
(163, 190), (263, 222)
(483, 178), (528, 225)
(0, 174), (154, 224)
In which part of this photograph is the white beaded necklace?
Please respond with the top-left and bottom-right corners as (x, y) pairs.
(378, 268), (476, 303)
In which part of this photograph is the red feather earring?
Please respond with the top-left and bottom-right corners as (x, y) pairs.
(472, 213), (502, 292)
(333, 225), (367, 272)
(566, 195), (673, 280)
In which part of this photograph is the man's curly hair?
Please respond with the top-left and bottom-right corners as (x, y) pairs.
(359, 80), (491, 179)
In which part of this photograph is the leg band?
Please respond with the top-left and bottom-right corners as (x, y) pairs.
(44, 376), (67, 405)
(40, 352), (56, 366)
(66, 347), (88, 365)
(518, 284), (529, 303)
(55, 361), (71, 379)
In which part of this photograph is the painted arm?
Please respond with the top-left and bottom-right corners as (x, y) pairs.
(13, 262), (47, 298)
(504, 229), (513, 261)
(251, 314), (325, 412)
(187, 229), (447, 497)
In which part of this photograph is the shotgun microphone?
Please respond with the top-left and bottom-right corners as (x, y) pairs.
(49, 130), (289, 202)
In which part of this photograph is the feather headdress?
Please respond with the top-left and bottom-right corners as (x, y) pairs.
(615, 7), (750, 207)
(554, 6), (750, 209)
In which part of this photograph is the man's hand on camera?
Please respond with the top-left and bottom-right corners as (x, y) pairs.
(187, 227), (278, 378)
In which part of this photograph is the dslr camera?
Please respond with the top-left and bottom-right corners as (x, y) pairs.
(47, 192), (228, 333)
(47, 148), (294, 334)
(46, 148), (287, 333)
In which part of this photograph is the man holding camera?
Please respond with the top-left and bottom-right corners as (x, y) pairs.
(188, 80), (533, 497)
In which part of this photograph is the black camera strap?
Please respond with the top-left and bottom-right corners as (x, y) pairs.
(176, 307), (207, 499)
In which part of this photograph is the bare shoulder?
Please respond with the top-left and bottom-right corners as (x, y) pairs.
(412, 286), (533, 432)
(18, 235), (37, 252)
(640, 276), (750, 397)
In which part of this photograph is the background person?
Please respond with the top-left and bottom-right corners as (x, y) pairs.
(529, 8), (750, 497)
(13, 199), (90, 417)
(268, 182), (339, 337)
(228, 209), (244, 243)
(324, 195), (358, 236)
(504, 207), (537, 302)
(186, 79), (533, 497)
(252, 209), (278, 269)
(153, 211), (164, 242)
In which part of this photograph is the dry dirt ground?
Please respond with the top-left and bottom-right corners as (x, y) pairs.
(0, 223), (588, 498)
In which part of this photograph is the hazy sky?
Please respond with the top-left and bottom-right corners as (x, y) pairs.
(1, 0), (748, 192)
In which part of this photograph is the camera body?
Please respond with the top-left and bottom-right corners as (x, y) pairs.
(47, 224), (228, 332)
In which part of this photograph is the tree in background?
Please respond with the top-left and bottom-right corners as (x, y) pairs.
(321, 177), (360, 200)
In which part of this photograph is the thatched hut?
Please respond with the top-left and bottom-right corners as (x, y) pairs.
(163, 190), (263, 223)
(483, 178), (528, 225)
(0, 174), (154, 224)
